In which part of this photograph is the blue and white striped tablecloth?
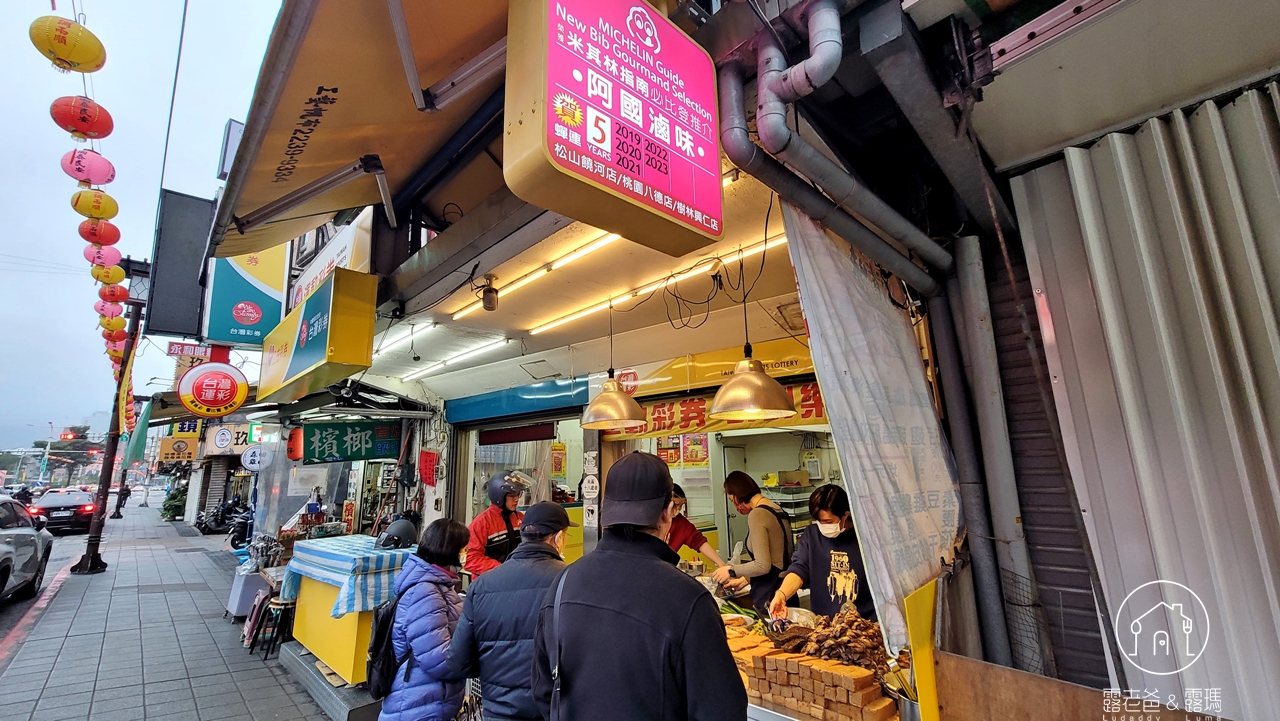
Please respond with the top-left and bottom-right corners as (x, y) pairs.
(280, 535), (415, 618)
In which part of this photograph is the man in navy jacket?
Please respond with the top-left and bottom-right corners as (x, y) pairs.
(444, 502), (574, 721)
(531, 452), (747, 721)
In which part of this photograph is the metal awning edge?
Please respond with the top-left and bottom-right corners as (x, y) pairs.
(209, 0), (319, 251)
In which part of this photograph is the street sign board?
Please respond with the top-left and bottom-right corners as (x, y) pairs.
(302, 420), (401, 465)
(158, 437), (196, 462)
(202, 244), (289, 347)
(505, 0), (722, 256)
(242, 445), (265, 471)
(257, 268), (376, 404)
(177, 362), (250, 418)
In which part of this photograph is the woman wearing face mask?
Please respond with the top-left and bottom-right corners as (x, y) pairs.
(768, 484), (877, 621)
(666, 484), (727, 568)
(711, 471), (793, 616)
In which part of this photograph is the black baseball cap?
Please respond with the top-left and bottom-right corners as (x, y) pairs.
(601, 451), (674, 527)
(521, 501), (578, 535)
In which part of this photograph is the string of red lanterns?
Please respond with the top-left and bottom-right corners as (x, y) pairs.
(30, 13), (137, 433)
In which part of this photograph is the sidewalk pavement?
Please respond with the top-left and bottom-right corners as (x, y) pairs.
(0, 504), (325, 721)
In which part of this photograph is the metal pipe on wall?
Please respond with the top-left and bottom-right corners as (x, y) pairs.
(928, 290), (1014, 666)
(718, 66), (940, 296)
(753, 2), (954, 273)
(954, 237), (1038, 605)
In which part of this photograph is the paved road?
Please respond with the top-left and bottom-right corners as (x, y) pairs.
(0, 488), (165, 636)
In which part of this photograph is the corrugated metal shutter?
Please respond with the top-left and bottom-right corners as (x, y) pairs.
(1010, 81), (1280, 721)
(988, 261), (1109, 688)
(200, 457), (229, 512)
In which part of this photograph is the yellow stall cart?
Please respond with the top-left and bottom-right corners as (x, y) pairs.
(281, 535), (414, 685)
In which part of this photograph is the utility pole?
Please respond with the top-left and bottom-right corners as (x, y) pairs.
(72, 302), (143, 575)
(38, 422), (52, 484)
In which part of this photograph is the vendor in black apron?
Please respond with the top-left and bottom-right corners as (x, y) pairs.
(463, 471), (525, 577)
(711, 471), (794, 617)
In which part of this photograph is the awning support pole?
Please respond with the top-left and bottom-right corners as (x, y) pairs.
(232, 154), (393, 234)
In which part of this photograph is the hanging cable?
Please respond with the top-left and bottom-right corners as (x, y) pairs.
(158, 0), (190, 189)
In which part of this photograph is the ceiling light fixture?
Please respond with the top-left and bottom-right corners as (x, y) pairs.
(529, 233), (788, 336)
(452, 233), (620, 320)
(373, 323), (435, 358)
(581, 302), (646, 430)
(401, 338), (511, 382)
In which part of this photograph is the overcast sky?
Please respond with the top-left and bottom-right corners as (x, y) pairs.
(0, 0), (281, 449)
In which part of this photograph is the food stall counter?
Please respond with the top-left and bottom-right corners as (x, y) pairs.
(281, 535), (414, 684)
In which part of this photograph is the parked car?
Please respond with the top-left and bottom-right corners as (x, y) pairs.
(0, 494), (53, 601)
(29, 491), (96, 535)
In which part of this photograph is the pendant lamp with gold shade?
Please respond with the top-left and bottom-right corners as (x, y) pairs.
(709, 264), (798, 421)
(581, 302), (647, 430)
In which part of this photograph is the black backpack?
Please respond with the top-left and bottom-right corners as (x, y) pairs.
(367, 584), (416, 700)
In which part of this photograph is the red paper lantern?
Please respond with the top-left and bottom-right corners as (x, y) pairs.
(287, 428), (304, 461)
(50, 96), (113, 140)
(99, 283), (128, 302)
(79, 219), (120, 245)
(102, 329), (127, 342)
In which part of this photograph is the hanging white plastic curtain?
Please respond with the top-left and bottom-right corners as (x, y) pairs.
(782, 203), (961, 649)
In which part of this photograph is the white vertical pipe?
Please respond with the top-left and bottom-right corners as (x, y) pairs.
(955, 236), (1036, 585)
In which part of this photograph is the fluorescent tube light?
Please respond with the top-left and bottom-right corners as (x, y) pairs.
(374, 323), (435, 358)
(452, 233), (619, 320)
(528, 234), (788, 336)
(401, 339), (510, 382)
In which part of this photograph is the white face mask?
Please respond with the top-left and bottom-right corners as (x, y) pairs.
(817, 522), (843, 539)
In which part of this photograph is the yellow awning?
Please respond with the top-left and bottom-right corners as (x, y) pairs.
(211, 0), (508, 257)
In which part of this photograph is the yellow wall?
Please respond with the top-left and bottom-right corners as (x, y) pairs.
(563, 505), (584, 563)
(292, 576), (374, 684)
(677, 528), (720, 566)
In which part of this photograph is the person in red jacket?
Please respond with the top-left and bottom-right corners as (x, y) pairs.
(667, 484), (726, 569)
(465, 471), (526, 577)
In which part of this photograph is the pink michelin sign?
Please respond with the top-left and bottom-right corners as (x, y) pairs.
(543, 0), (722, 237)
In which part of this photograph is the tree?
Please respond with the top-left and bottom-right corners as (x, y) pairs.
(0, 453), (25, 478)
(34, 426), (105, 482)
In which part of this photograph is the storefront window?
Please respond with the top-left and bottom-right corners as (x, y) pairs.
(465, 417), (584, 519)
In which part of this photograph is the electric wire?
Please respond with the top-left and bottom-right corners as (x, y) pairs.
(157, 0), (190, 189)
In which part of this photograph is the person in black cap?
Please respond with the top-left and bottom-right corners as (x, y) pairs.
(443, 502), (576, 721)
(530, 452), (746, 721)
(465, 471), (527, 577)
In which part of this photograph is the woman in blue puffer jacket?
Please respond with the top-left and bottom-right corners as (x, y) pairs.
(379, 519), (471, 721)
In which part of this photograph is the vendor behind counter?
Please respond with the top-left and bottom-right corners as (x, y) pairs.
(769, 484), (876, 621)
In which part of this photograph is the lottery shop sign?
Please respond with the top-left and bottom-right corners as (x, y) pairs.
(604, 381), (827, 440)
(506, 0), (722, 256)
(177, 362), (250, 418)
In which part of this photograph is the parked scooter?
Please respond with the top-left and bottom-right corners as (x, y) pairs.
(195, 497), (244, 535)
(227, 507), (252, 549)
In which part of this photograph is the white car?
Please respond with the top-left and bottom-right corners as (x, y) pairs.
(0, 494), (54, 601)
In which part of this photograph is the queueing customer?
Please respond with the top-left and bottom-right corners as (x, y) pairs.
(465, 472), (526, 577)
(710, 471), (794, 617)
(768, 484), (877, 621)
(444, 502), (575, 721)
(667, 484), (727, 568)
(378, 519), (470, 721)
(531, 451), (746, 721)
